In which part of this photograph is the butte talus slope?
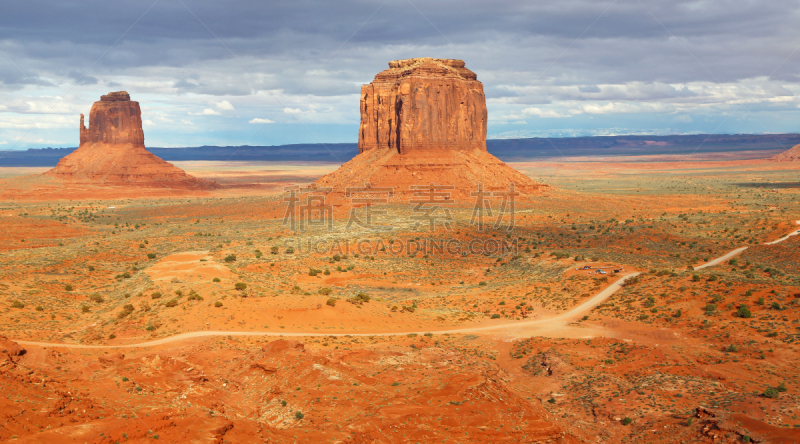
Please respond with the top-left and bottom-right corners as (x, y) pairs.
(769, 143), (800, 161)
(46, 91), (213, 189)
(315, 58), (544, 195)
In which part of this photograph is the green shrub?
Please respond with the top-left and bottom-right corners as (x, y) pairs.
(109, 334), (116, 339)
(90, 293), (104, 303)
(756, 297), (765, 305)
(35, 305), (44, 311)
(621, 417), (632, 425)
(87, 265), (95, 272)
(147, 253), (156, 259)
(165, 299), (178, 307)
(707, 275), (718, 282)
(724, 344), (738, 352)
(118, 304), (135, 318)
(491, 314), (501, 319)
(326, 298), (336, 307)
(705, 304), (717, 315)
(737, 304), (752, 318)
(213, 277), (221, 282)
(763, 387), (780, 398)
(151, 292), (162, 299)
(777, 382), (787, 392)
(319, 287), (332, 295)
(255, 249), (262, 259)
(224, 254), (237, 263)
(295, 411), (304, 420)
(214, 301), (223, 308)
(187, 294), (203, 302)
(11, 300), (24, 309)
(323, 269), (330, 275)
(478, 281), (487, 286)
(81, 304), (90, 313)
(65, 284), (73, 291)
(235, 282), (247, 291)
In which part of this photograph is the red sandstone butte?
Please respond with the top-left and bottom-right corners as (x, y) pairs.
(318, 58), (544, 195)
(769, 143), (800, 162)
(47, 91), (213, 189)
(359, 58), (487, 153)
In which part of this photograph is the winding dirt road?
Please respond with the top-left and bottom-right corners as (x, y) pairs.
(12, 222), (799, 350)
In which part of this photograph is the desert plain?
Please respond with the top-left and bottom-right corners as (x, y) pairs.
(1, 150), (799, 444)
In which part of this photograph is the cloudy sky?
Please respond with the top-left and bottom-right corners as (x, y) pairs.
(1, 0), (799, 149)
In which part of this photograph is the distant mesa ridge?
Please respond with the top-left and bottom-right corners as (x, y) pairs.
(47, 91), (214, 189)
(4, 134), (800, 167)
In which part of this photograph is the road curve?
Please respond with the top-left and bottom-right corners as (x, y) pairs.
(12, 222), (800, 350)
(13, 273), (642, 349)
(693, 247), (748, 270)
(764, 220), (800, 245)
(694, 220), (800, 270)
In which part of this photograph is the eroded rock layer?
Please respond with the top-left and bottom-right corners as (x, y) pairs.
(47, 92), (213, 189)
(359, 58), (487, 154)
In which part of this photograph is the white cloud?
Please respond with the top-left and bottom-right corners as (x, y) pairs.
(522, 107), (573, 118)
(181, 119), (194, 125)
(0, 141), (7, 145)
(249, 118), (274, 124)
(283, 107), (303, 114)
(189, 108), (221, 115)
(215, 100), (234, 111)
(143, 119), (155, 126)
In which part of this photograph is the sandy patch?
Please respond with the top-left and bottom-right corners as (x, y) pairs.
(145, 250), (234, 282)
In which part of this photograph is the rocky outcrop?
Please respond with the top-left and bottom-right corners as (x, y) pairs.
(318, 58), (543, 195)
(359, 58), (487, 154)
(47, 91), (214, 189)
(769, 143), (800, 161)
(0, 336), (25, 363)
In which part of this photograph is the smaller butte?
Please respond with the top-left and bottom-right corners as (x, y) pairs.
(47, 91), (214, 189)
(316, 58), (544, 195)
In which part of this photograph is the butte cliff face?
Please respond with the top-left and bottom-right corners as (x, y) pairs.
(317, 58), (542, 195)
(359, 58), (487, 154)
(47, 92), (213, 189)
(79, 91), (145, 145)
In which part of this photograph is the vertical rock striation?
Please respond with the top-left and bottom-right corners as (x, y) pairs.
(358, 58), (487, 154)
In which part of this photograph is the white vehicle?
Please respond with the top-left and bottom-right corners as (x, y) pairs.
(598, 270), (607, 275)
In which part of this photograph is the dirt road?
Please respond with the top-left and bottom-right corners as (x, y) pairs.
(12, 222), (799, 350)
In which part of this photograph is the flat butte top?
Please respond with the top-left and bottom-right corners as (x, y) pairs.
(373, 57), (478, 82)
